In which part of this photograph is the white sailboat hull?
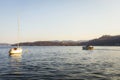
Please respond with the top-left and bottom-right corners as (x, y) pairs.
(9, 47), (22, 56)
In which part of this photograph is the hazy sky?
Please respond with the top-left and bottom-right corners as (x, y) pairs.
(0, 0), (120, 43)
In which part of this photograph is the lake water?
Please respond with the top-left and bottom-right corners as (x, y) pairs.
(0, 46), (120, 80)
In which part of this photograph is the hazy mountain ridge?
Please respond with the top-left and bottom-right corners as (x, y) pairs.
(0, 43), (10, 46)
(80, 35), (120, 46)
(12, 35), (120, 46)
(14, 41), (82, 46)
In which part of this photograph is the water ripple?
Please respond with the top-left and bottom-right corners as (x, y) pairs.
(0, 46), (120, 80)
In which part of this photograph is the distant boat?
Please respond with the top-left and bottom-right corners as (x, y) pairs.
(9, 17), (22, 56)
(82, 45), (94, 50)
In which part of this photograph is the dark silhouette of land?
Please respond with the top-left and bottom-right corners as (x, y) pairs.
(12, 35), (120, 46)
(80, 35), (120, 46)
(14, 41), (81, 46)
(0, 43), (10, 46)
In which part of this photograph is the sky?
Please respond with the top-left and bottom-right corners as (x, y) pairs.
(0, 0), (120, 43)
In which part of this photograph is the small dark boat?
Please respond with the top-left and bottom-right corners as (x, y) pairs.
(82, 45), (94, 50)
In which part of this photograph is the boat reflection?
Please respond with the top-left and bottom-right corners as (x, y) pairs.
(10, 55), (22, 63)
(9, 55), (22, 75)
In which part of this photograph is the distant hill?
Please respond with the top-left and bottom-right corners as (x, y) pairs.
(12, 35), (120, 46)
(0, 43), (10, 46)
(80, 35), (120, 46)
(12, 41), (82, 46)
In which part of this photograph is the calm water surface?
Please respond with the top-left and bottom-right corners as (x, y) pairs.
(0, 46), (120, 80)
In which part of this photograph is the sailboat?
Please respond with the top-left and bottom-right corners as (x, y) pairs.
(9, 17), (22, 56)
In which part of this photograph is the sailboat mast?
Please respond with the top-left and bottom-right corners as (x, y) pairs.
(9, 17), (23, 55)
(17, 17), (20, 48)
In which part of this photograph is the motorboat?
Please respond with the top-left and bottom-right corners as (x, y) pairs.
(82, 45), (94, 50)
